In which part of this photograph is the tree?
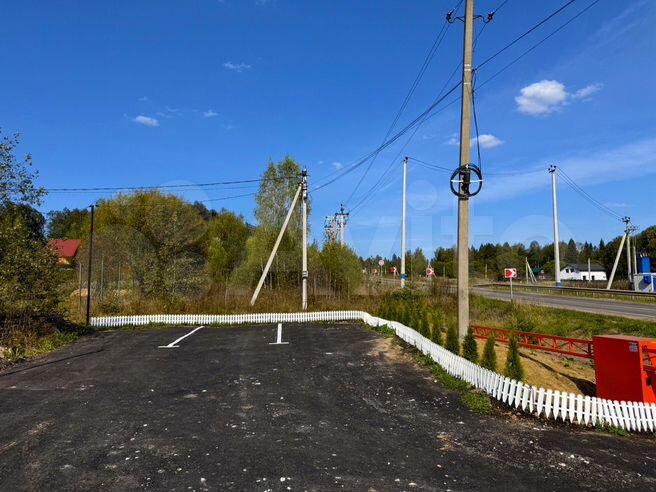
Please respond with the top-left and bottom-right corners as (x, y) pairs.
(462, 327), (478, 363)
(47, 207), (90, 239)
(235, 156), (305, 287)
(319, 242), (362, 294)
(1, 131), (44, 206)
(430, 311), (443, 345)
(445, 322), (460, 355)
(92, 190), (207, 299)
(481, 335), (497, 371)
(504, 334), (524, 381)
(0, 131), (60, 317)
(205, 210), (250, 282)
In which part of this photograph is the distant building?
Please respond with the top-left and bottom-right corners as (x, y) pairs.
(48, 239), (81, 266)
(560, 263), (607, 282)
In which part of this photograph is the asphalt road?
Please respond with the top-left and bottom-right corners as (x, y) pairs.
(1, 324), (655, 491)
(474, 287), (656, 320)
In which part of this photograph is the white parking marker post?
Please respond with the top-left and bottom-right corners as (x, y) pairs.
(269, 323), (289, 345)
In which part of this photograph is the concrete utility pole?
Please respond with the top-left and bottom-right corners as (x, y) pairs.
(301, 169), (308, 310)
(250, 183), (303, 306)
(455, 0), (475, 339)
(336, 205), (349, 247)
(549, 165), (562, 287)
(401, 157), (408, 288)
(86, 204), (95, 326)
(607, 230), (628, 290)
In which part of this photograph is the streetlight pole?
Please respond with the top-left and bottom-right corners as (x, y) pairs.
(86, 204), (95, 326)
(301, 169), (308, 310)
(549, 165), (562, 287)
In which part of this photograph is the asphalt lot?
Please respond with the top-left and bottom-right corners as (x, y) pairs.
(474, 287), (656, 320)
(1, 323), (655, 491)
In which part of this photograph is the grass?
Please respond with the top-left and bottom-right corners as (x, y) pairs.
(470, 295), (656, 338)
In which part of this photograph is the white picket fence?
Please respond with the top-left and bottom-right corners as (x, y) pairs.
(91, 311), (656, 433)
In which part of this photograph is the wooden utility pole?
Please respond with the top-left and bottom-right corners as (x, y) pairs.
(456, 0), (475, 339)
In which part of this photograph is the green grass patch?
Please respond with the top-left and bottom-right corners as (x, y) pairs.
(470, 295), (656, 338)
(460, 391), (493, 415)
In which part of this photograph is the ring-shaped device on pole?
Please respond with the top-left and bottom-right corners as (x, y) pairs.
(450, 164), (482, 198)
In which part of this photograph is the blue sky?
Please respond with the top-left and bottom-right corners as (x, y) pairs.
(3, 0), (655, 258)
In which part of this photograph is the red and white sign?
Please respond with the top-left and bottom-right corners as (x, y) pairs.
(426, 267), (434, 276)
(504, 268), (518, 279)
(373, 268), (378, 274)
(391, 266), (397, 274)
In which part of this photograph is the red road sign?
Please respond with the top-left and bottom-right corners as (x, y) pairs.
(426, 267), (434, 276)
(391, 266), (397, 274)
(504, 268), (517, 279)
(373, 268), (378, 274)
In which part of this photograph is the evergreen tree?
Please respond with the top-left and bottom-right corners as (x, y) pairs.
(445, 323), (459, 355)
(430, 312), (443, 345)
(462, 326), (478, 363)
(481, 335), (497, 371)
(504, 334), (524, 381)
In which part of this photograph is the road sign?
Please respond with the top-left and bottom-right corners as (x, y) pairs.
(391, 266), (397, 274)
(504, 268), (517, 279)
(378, 259), (384, 266)
(373, 268), (378, 274)
(426, 267), (434, 276)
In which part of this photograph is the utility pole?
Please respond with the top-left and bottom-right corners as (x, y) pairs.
(250, 182), (303, 306)
(301, 169), (308, 310)
(336, 205), (349, 247)
(549, 165), (562, 287)
(86, 204), (95, 326)
(455, 0), (475, 339)
(401, 157), (408, 288)
(607, 227), (628, 290)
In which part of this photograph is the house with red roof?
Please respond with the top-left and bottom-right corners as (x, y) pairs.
(48, 239), (81, 266)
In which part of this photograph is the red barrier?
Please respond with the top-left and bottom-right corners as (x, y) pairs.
(470, 325), (593, 359)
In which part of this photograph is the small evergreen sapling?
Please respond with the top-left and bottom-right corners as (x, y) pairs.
(481, 335), (497, 372)
(445, 323), (460, 355)
(462, 326), (478, 363)
(504, 334), (524, 381)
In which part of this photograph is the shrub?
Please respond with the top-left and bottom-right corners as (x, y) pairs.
(430, 312), (443, 345)
(481, 335), (497, 371)
(462, 326), (478, 363)
(504, 334), (524, 381)
(445, 322), (459, 355)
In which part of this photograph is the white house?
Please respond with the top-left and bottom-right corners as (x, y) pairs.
(560, 263), (607, 282)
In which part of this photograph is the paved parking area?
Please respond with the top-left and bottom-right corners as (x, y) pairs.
(1, 323), (655, 491)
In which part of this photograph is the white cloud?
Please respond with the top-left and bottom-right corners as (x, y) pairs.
(445, 135), (459, 146)
(515, 80), (568, 115)
(472, 134), (503, 149)
(138, 96), (149, 102)
(572, 83), (603, 100)
(133, 115), (159, 127)
(332, 161), (344, 170)
(516, 80), (603, 115)
(224, 61), (252, 72)
(204, 109), (218, 118)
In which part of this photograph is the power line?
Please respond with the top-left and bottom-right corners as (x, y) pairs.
(344, 0), (463, 205)
(476, 0), (578, 70)
(477, 0), (602, 90)
(312, 80), (463, 194)
(34, 175), (297, 194)
(557, 167), (622, 220)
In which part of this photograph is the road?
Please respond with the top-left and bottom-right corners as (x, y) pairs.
(474, 287), (656, 320)
(1, 323), (655, 491)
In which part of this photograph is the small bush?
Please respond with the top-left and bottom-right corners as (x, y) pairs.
(481, 335), (497, 371)
(430, 312), (443, 346)
(462, 326), (478, 363)
(445, 322), (459, 355)
(504, 334), (524, 381)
